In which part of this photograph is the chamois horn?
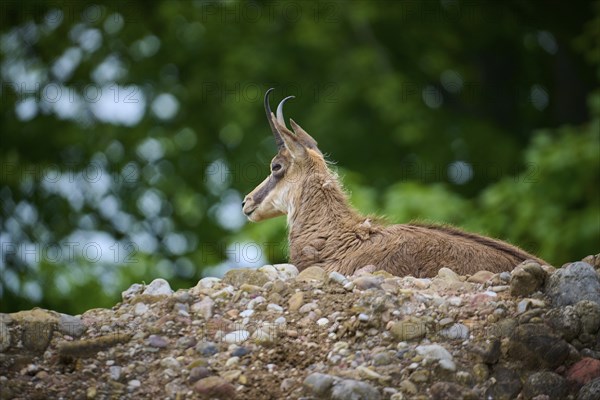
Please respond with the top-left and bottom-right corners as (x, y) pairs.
(276, 95), (295, 129)
(264, 88), (284, 149)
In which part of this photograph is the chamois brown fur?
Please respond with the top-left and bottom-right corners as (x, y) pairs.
(242, 90), (547, 277)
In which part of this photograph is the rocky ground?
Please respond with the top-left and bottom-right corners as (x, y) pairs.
(1, 255), (600, 400)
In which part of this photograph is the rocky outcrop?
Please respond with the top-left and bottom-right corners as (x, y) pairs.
(1, 257), (599, 399)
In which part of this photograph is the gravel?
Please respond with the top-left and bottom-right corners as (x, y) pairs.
(1, 255), (598, 399)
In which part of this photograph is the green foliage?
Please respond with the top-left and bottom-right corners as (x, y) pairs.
(1, 0), (598, 314)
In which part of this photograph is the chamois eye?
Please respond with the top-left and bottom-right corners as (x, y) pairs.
(271, 163), (282, 172)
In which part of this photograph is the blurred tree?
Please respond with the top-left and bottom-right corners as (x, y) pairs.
(1, 0), (598, 314)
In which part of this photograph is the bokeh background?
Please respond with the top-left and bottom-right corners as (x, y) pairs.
(1, 0), (598, 314)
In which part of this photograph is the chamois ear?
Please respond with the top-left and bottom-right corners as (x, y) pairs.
(271, 113), (307, 158)
(289, 118), (321, 155)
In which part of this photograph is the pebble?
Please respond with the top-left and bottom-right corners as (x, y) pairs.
(148, 335), (168, 348)
(439, 323), (469, 340)
(299, 302), (317, 313)
(430, 382), (477, 400)
(231, 346), (250, 357)
(566, 358), (600, 386)
(390, 317), (426, 341)
(510, 261), (546, 296)
(288, 292), (305, 311)
(258, 265), (279, 281)
(240, 283), (261, 293)
(121, 283), (144, 300)
(410, 369), (429, 383)
(332, 378), (381, 400)
(303, 373), (336, 397)
(545, 305), (581, 341)
(160, 357), (180, 369)
(223, 330), (250, 344)
(267, 303), (283, 313)
(438, 358), (456, 371)
(251, 328), (275, 344)
(545, 262), (600, 307)
(142, 279), (173, 296)
(196, 341), (219, 357)
(296, 266), (327, 282)
(373, 352), (395, 366)
(467, 270), (494, 284)
(274, 263), (299, 280)
(484, 367), (522, 400)
(399, 379), (417, 394)
(57, 314), (86, 338)
(353, 276), (383, 290)
(578, 378), (600, 400)
(195, 277), (221, 289)
(133, 303), (148, 316)
(357, 365), (386, 380)
(437, 267), (462, 282)
(225, 356), (239, 367)
(0, 321), (10, 352)
(448, 296), (462, 306)
(189, 366), (211, 383)
(316, 318), (329, 327)
(222, 268), (269, 287)
(127, 379), (141, 389)
(508, 323), (570, 368)
(280, 378), (295, 392)
(239, 309), (254, 318)
(522, 371), (568, 400)
(329, 271), (348, 284)
(247, 296), (265, 310)
(575, 300), (600, 334)
(108, 367), (124, 384)
(412, 278), (431, 289)
(415, 344), (454, 365)
(176, 336), (196, 349)
(194, 376), (235, 397)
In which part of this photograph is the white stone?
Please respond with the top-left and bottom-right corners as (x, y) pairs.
(448, 296), (462, 307)
(239, 309), (254, 318)
(121, 283), (144, 300)
(274, 263), (299, 280)
(329, 271), (348, 284)
(196, 277), (221, 289)
(128, 379), (141, 388)
(299, 302), (318, 313)
(247, 296), (266, 310)
(225, 356), (239, 367)
(191, 297), (214, 320)
(142, 279), (173, 296)
(134, 303), (148, 315)
(224, 330), (250, 344)
(160, 357), (180, 369)
(438, 358), (456, 371)
(109, 365), (121, 380)
(251, 328), (275, 344)
(258, 265), (279, 281)
(267, 303), (284, 313)
(415, 344), (454, 363)
(316, 318), (329, 327)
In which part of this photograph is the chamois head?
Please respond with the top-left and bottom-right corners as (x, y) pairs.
(242, 88), (327, 222)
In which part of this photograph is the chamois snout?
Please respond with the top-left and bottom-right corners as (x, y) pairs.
(241, 196), (256, 217)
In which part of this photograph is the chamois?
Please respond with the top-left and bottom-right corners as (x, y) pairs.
(242, 88), (547, 277)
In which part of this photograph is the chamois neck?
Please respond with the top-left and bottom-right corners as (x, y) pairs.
(287, 172), (360, 236)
